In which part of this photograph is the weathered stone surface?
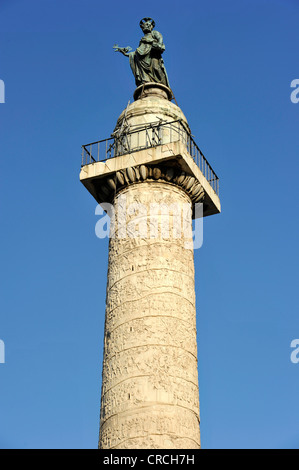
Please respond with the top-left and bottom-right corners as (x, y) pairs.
(99, 181), (200, 449)
(79, 83), (222, 449)
(100, 406), (200, 449)
(115, 89), (189, 132)
(80, 144), (220, 217)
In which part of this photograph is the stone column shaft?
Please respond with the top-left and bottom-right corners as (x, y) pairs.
(99, 181), (200, 449)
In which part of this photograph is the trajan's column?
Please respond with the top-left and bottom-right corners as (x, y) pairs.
(80, 18), (221, 449)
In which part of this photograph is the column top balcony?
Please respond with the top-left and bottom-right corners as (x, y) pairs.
(80, 84), (221, 218)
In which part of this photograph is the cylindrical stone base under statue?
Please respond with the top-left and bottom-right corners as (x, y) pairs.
(99, 181), (200, 449)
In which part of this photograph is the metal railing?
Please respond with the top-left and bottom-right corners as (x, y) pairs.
(81, 120), (219, 195)
(186, 134), (219, 195)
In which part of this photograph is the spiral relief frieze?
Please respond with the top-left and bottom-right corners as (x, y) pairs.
(98, 181), (201, 449)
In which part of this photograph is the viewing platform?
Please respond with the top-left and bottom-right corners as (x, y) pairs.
(80, 119), (221, 218)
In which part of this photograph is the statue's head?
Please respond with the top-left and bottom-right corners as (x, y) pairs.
(140, 17), (155, 33)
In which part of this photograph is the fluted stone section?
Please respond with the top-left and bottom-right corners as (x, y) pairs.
(99, 181), (200, 449)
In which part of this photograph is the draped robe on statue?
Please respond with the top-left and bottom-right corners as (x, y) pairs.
(129, 30), (170, 88)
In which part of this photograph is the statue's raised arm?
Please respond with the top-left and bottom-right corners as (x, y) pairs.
(113, 17), (170, 89)
(113, 45), (132, 56)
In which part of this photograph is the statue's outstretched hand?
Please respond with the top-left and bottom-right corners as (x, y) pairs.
(113, 45), (132, 56)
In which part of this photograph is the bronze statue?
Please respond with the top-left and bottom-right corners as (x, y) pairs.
(113, 18), (170, 88)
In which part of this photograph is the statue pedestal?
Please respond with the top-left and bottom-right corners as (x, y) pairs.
(133, 82), (173, 101)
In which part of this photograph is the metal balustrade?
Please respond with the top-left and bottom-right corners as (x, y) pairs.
(81, 119), (219, 195)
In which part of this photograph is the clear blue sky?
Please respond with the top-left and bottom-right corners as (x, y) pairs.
(0, 0), (298, 449)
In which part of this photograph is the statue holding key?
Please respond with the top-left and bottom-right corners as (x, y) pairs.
(113, 17), (170, 88)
